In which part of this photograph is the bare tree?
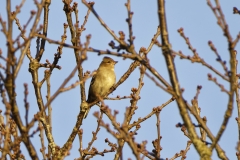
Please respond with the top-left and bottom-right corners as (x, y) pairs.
(0, 0), (239, 159)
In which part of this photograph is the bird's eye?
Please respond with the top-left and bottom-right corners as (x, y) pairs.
(107, 61), (111, 63)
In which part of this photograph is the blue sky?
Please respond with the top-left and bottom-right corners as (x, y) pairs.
(1, 0), (240, 159)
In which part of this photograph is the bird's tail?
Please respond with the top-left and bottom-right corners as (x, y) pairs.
(81, 101), (90, 119)
(83, 108), (90, 119)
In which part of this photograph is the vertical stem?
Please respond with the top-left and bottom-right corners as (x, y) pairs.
(156, 112), (161, 158)
(157, 0), (211, 159)
(36, 0), (51, 61)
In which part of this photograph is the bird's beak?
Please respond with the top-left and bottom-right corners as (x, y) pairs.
(114, 61), (118, 64)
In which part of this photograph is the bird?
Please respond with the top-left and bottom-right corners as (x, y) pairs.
(84, 56), (118, 118)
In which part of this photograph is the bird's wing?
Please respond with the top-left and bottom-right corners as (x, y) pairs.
(90, 72), (97, 86)
(87, 71), (97, 103)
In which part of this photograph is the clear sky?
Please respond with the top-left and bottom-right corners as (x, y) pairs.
(1, 0), (240, 159)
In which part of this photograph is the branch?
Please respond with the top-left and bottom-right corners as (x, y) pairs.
(157, 0), (211, 158)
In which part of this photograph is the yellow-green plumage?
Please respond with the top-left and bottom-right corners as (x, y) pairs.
(84, 57), (117, 118)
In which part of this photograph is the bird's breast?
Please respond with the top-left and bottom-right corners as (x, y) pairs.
(94, 70), (116, 96)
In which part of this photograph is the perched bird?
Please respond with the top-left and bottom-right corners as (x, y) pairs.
(84, 56), (118, 118)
